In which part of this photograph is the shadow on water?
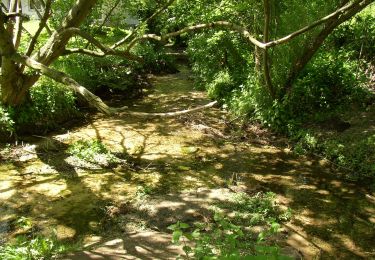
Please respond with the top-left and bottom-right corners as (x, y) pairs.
(0, 66), (374, 259)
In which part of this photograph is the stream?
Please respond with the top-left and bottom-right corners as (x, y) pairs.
(0, 66), (374, 259)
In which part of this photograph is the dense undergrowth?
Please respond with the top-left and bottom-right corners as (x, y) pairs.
(185, 8), (375, 184)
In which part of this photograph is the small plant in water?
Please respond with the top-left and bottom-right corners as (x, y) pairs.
(0, 217), (79, 260)
(0, 235), (77, 260)
(67, 139), (120, 167)
(169, 192), (292, 259)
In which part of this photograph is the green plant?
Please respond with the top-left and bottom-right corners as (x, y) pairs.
(0, 105), (15, 139)
(67, 139), (120, 166)
(0, 235), (78, 260)
(169, 214), (290, 259)
(13, 77), (78, 134)
(169, 192), (292, 259)
(0, 217), (79, 260)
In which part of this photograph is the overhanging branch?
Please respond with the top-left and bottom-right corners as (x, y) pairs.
(112, 0), (176, 50)
(126, 21), (265, 51)
(11, 53), (217, 116)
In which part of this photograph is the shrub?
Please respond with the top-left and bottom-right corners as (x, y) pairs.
(289, 50), (370, 120)
(67, 139), (122, 167)
(57, 55), (138, 94)
(0, 106), (15, 140)
(207, 70), (236, 101)
(13, 78), (78, 134)
(132, 42), (177, 74)
(0, 235), (75, 260)
(329, 12), (375, 61)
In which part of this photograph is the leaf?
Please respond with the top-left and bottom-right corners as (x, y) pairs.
(172, 230), (183, 244)
(167, 224), (177, 230)
(179, 222), (190, 229)
(177, 165), (191, 171)
(182, 245), (192, 253)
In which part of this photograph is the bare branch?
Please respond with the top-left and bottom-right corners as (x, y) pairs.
(126, 21), (265, 52)
(262, 0), (275, 99)
(265, 0), (371, 48)
(112, 0), (176, 49)
(13, 0), (23, 49)
(25, 0), (52, 56)
(30, 0), (52, 35)
(120, 101), (218, 117)
(59, 27), (143, 61)
(84, 0), (121, 49)
(12, 52), (116, 114)
(4, 12), (28, 18)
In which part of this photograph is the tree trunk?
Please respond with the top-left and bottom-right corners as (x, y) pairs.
(0, 0), (98, 106)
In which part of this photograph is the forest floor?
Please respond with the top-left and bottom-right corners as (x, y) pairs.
(1, 66), (374, 259)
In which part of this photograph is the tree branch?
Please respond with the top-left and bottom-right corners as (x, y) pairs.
(119, 101), (218, 117)
(58, 27), (143, 62)
(12, 53), (217, 116)
(30, 0), (52, 35)
(282, 0), (374, 94)
(112, 0), (176, 50)
(262, 0), (275, 99)
(12, 52), (116, 114)
(25, 0), (51, 56)
(264, 0), (371, 48)
(13, 0), (23, 49)
(126, 21), (265, 52)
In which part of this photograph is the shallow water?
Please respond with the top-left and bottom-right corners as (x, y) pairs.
(0, 67), (374, 259)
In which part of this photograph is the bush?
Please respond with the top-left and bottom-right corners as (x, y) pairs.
(289, 50), (371, 120)
(0, 106), (15, 141)
(132, 42), (177, 74)
(329, 12), (375, 61)
(0, 235), (76, 260)
(57, 55), (138, 94)
(12, 78), (78, 134)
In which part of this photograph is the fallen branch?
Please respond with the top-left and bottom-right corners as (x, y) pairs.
(11, 53), (218, 117)
(121, 101), (218, 117)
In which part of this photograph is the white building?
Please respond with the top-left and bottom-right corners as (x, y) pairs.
(1, 0), (40, 19)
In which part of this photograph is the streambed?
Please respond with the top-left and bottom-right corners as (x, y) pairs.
(1, 67), (374, 259)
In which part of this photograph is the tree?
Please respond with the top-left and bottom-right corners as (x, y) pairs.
(0, 0), (373, 115)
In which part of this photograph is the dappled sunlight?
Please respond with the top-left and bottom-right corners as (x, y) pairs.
(1, 67), (374, 259)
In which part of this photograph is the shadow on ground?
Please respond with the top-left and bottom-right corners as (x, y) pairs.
(1, 68), (374, 259)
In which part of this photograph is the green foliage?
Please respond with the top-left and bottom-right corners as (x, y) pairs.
(226, 192), (292, 225)
(57, 55), (136, 93)
(207, 71), (235, 101)
(292, 129), (375, 181)
(169, 192), (292, 259)
(289, 51), (371, 119)
(0, 106), (14, 138)
(329, 12), (375, 61)
(0, 217), (78, 260)
(67, 139), (120, 166)
(188, 31), (253, 88)
(12, 78), (78, 134)
(133, 42), (177, 74)
(0, 235), (75, 260)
